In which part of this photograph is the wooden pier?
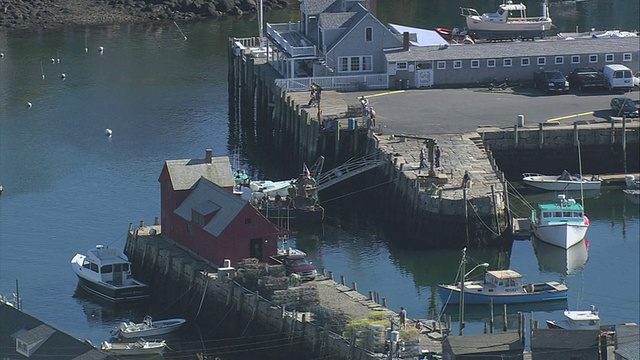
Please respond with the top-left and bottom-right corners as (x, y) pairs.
(126, 223), (444, 359)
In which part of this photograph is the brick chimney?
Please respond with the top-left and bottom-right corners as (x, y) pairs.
(403, 32), (410, 51)
(205, 149), (212, 163)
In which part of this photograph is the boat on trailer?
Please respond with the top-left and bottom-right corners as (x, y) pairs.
(531, 194), (589, 249)
(71, 245), (149, 302)
(460, 0), (553, 39)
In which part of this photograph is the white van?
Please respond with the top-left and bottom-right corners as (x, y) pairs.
(602, 64), (634, 92)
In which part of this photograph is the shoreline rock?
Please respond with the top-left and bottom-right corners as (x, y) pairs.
(0, 0), (289, 32)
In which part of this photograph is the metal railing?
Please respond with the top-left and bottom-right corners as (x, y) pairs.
(275, 74), (389, 92)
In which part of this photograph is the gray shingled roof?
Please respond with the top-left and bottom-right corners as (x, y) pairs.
(319, 12), (356, 29)
(385, 37), (639, 62)
(445, 332), (523, 355)
(174, 178), (247, 237)
(531, 329), (600, 349)
(302, 0), (337, 15)
(164, 155), (235, 191)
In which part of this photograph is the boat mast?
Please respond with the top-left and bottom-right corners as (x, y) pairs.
(577, 140), (584, 205)
(459, 247), (466, 336)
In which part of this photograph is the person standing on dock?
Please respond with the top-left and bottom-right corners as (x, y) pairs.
(435, 146), (441, 168)
(461, 170), (472, 189)
(419, 147), (426, 169)
(399, 307), (407, 329)
(369, 107), (376, 128)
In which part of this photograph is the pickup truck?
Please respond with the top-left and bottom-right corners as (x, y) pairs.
(567, 67), (605, 92)
(273, 248), (318, 281)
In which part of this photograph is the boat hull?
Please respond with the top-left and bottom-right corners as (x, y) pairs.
(118, 318), (186, 339)
(438, 284), (568, 305)
(465, 17), (552, 38)
(523, 179), (601, 191)
(75, 276), (149, 302)
(532, 223), (588, 249)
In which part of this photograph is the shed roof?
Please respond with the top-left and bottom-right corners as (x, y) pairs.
(163, 155), (235, 190)
(174, 177), (247, 237)
(384, 37), (638, 62)
(444, 332), (523, 355)
(388, 24), (448, 47)
(531, 329), (600, 349)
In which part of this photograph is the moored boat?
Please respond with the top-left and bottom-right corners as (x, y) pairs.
(460, 0), (553, 39)
(531, 194), (589, 249)
(522, 171), (601, 191)
(71, 245), (149, 302)
(546, 305), (601, 329)
(439, 269), (568, 305)
(625, 174), (640, 189)
(100, 338), (167, 356)
(112, 315), (186, 339)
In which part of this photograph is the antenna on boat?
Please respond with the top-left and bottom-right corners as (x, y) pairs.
(577, 140), (584, 205)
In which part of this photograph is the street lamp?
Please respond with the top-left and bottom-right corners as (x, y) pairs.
(459, 247), (489, 336)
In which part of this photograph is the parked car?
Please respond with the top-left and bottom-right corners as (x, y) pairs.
(533, 70), (570, 94)
(610, 97), (639, 118)
(634, 72), (639, 88)
(567, 67), (604, 92)
(273, 249), (318, 281)
(602, 64), (634, 93)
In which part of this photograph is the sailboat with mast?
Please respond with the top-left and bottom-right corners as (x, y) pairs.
(530, 141), (590, 249)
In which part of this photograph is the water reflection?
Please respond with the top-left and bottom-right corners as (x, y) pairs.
(440, 299), (568, 323)
(72, 284), (150, 326)
(532, 238), (589, 276)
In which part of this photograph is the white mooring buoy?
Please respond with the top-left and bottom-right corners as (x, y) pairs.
(98, 46), (104, 53)
(104, 128), (113, 136)
(27, 102), (32, 109)
(60, 73), (66, 80)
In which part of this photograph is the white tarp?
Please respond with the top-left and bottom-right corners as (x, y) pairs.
(388, 23), (449, 47)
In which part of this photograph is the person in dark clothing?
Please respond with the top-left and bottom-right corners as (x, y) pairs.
(435, 146), (441, 168)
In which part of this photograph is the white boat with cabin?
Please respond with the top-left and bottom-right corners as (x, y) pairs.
(546, 305), (601, 329)
(71, 245), (149, 302)
(460, 0), (553, 39)
(531, 194), (589, 249)
(522, 171), (601, 191)
(112, 315), (186, 339)
(100, 338), (167, 356)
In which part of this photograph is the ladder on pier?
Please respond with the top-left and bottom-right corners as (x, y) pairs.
(315, 151), (386, 192)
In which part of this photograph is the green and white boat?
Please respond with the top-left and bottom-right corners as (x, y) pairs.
(531, 194), (589, 249)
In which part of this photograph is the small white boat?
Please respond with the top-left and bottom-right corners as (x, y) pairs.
(71, 245), (149, 302)
(100, 338), (167, 356)
(625, 174), (640, 189)
(546, 305), (601, 329)
(531, 194), (589, 249)
(522, 171), (601, 191)
(460, 0), (553, 39)
(249, 179), (294, 196)
(113, 315), (186, 339)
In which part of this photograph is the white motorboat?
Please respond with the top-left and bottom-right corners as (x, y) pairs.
(113, 315), (186, 339)
(100, 338), (167, 356)
(71, 245), (149, 302)
(625, 174), (640, 189)
(249, 179), (294, 197)
(546, 305), (601, 329)
(460, 0), (552, 39)
(522, 171), (601, 191)
(531, 194), (589, 249)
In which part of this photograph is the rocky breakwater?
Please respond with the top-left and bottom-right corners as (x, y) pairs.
(0, 0), (289, 31)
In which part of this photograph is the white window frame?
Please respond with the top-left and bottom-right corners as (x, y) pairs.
(521, 58), (530, 67)
(337, 56), (373, 73)
(437, 61), (446, 70)
(503, 58), (512, 67)
(555, 56), (564, 65)
(470, 60), (480, 69)
(537, 57), (546, 66)
(589, 54), (598, 63)
(623, 53), (632, 61)
(605, 54), (614, 62)
(396, 62), (408, 70)
(487, 59), (496, 68)
(453, 60), (462, 69)
(571, 55), (580, 64)
(365, 27), (373, 42)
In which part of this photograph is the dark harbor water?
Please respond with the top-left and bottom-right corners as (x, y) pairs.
(0, 1), (638, 358)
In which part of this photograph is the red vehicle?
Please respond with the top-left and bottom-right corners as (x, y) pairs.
(273, 248), (318, 281)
